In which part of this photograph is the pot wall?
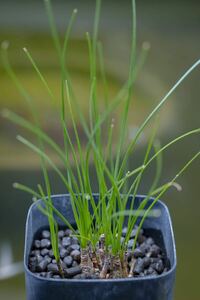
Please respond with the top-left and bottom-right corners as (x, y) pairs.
(24, 194), (176, 300)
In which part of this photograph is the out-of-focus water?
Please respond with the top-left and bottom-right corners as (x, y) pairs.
(0, 1), (199, 299)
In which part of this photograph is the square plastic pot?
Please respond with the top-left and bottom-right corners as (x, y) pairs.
(24, 194), (176, 300)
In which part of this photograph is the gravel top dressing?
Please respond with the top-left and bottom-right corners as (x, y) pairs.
(29, 226), (170, 280)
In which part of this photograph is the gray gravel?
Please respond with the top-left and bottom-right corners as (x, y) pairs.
(29, 226), (169, 279)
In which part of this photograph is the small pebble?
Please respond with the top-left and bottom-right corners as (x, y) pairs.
(146, 266), (157, 276)
(133, 248), (145, 258)
(60, 248), (69, 259)
(71, 237), (79, 244)
(58, 230), (65, 238)
(47, 263), (59, 274)
(30, 256), (37, 263)
(68, 244), (80, 252)
(31, 250), (40, 257)
(36, 259), (49, 272)
(140, 242), (150, 254)
(41, 230), (50, 239)
(48, 250), (55, 258)
(130, 228), (138, 238)
(62, 237), (72, 248)
(36, 255), (43, 264)
(34, 240), (41, 249)
(41, 248), (49, 256)
(64, 266), (82, 278)
(146, 237), (154, 246)
(63, 256), (73, 267)
(72, 261), (78, 267)
(65, 229), (72, 236)
(127, 239), (134, 249)
(70, 250), (81, 262)
(143, 257), (151, 268)
(134, 258), (145, 274)
(149, 244), (161, 257)
(41, 239), (51, 249)
(44, 255), (52, 264)
(154, 259), (164, 274)
(150, 257), (160, 264)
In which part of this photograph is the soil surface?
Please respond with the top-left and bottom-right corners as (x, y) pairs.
(28, 227), (170, 279)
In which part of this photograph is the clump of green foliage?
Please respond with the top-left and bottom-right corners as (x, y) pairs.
(1, 0), (199, 278)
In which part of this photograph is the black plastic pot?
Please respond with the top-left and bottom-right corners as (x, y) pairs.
(24, 194), (176, 300)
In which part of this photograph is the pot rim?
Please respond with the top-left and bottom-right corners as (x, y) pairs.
(24, 193), (177, 283)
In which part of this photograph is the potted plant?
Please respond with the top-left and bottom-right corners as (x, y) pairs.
(1, 0), (199, 299)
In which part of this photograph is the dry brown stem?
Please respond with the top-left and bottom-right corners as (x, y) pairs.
(100, 254), (110, 279)
(99, 234), (106, 268)
(128, 257), (136, 277)
(91, 250), (100, 270)
(122, 251), (129, 278)
(57, 259), (64, 278)
(81, 248), (94, 274)
(112, 255), (122, 278)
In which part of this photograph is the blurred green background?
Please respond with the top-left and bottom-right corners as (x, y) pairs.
(0, 0), (199, 299)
